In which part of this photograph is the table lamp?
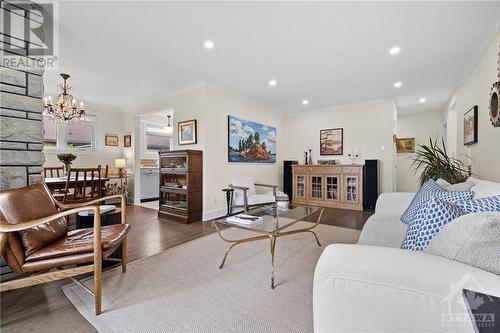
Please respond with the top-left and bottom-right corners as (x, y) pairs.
(115, 158), (126, 177)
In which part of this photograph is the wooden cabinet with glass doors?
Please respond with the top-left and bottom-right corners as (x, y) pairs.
(291, 165), (363, 211)
(158, 150), (203, 223)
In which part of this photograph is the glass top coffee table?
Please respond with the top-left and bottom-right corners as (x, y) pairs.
(212, 205), (324, 289)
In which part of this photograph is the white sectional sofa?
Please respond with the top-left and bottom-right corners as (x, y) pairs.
(313, 192), (500, 333)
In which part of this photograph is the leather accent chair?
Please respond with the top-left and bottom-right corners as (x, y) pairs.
(0, 183), (130, 315)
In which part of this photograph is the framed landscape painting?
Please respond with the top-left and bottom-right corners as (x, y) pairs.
(228, 115), (276, 163)
(105, 134), (119, 146)
(178, 119), (197, 145)
(396, 138), (415, 153)
(320, 128), (343, 155)
(464, 105), (478, 146)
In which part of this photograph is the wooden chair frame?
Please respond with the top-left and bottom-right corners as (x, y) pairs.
(63, 166), (102, 203)
(43, 166), (64, 178)
(0, 194), (127, 315)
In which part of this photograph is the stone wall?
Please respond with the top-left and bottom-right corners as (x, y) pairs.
(0, 0), (45, 190)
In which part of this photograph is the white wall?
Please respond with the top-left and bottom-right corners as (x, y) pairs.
(131, 86), (283, 219)
(282, 99), (396, 194)
(199, 88), (283, 219)
(444, 31), (500, 182)
(396, 111), (443, 192)
(130, 88), (205, 205)
(44, 109), (125, 171)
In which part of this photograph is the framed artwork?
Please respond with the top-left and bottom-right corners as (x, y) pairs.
(464, 105), (478, 145)
(105, 134), (119, 147)
(178, 119), (197, 145)
(489, 82), (499, 127)
(124, 134), (131, 147)
(396, 138), (415, 153)
(228, 115), (276, 163)
(320, 128), (343, 155)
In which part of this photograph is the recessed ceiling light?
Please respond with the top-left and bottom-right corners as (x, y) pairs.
(204, 40), (215, 49)
(419, 97), (427, 103)
(302, 99), (309, 105)
(268, 79), (277, 87)
(389, 46), (401, 55)
(393, 81), (403, 88)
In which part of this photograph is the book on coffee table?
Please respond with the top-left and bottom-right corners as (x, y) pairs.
(225, 214), (263, 226)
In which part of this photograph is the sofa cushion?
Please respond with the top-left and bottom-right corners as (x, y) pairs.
(455, 195), (500, 213)
(470, 180), (500, 199)
(401, 197), (466, 251)
(425, 213), (500, 275)
(400, 180), (472, 225)
(358, 214), (407, 248)
(25, 224), (130, 262)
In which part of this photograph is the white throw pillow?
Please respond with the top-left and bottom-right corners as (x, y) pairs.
(435, 178), (474, 191)
(436, 178), (450, 187)
(446, 181), (475, 192)
(425, 212), (500, 275)
(470, 180), (500, 199)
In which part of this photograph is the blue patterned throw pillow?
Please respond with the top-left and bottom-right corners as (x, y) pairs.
(455, 195), (500, 213)
(401, 197), (466, 251)
(401, 180), (443, 224)
(400, 180), (473, 225)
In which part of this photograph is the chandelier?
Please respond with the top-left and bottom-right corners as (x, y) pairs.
(43, 73), (85, 125)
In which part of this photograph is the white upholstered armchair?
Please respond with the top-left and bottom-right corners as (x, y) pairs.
(229, 177), (277, 213)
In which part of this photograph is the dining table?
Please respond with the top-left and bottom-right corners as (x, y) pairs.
(44, 176), (110, 192)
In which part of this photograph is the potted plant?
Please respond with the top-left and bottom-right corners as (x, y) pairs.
(412, 137), (468, 185)
(57, 153), (77, 175)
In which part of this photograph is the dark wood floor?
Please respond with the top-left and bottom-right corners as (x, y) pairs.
(0, 205), (371, 333)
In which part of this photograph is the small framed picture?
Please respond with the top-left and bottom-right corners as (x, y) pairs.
(124, 134), (131, 147)
(396, 138), (415, 153)
(464, 105), (478, 145)
(105, 134), (119, 147)
(320, 128), (343, 155)
(178, 119), (197, 145)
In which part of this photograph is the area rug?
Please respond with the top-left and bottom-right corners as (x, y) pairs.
(62, 222), (360, 333)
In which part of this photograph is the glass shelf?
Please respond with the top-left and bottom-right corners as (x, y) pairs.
(160, 191), (187, 211)
(160, 155), (187, 170)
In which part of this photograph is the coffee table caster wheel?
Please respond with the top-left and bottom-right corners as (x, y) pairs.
(219, 265), (223, 269)
(271, 278), (275, 289)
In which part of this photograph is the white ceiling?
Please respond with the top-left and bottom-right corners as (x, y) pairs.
(43, 1), (500, 115)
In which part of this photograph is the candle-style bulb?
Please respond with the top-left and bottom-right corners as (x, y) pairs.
(80, 101), (84, 109)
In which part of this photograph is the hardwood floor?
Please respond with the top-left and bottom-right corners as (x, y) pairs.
(0, 205), (370, 333)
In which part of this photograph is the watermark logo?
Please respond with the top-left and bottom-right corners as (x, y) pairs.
(1, 0), (59, 70)
(442, 273), (498, 331)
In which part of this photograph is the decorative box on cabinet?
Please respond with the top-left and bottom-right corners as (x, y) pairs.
(158, 150), (203, 223)
(291, 164), (363, 211)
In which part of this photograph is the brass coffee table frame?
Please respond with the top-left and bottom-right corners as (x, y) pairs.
(212, 207), (324, 289)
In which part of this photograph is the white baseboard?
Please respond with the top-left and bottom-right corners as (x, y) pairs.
(202, 207), (228, 222)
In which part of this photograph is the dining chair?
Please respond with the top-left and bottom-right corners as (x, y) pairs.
(99, 164), (109, 178)
(63, 166), (102, 204)
(43, 166), (64, 178)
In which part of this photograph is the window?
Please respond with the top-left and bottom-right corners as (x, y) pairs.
(146, 126), (172, 152)
(43, 118), (57, 148)
(42, 115), (96, 151)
